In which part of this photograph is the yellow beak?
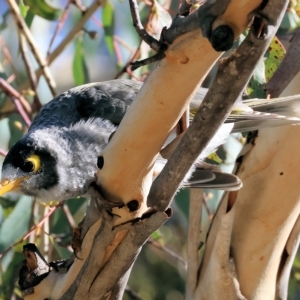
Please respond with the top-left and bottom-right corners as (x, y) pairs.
(0, 177), (28, 197)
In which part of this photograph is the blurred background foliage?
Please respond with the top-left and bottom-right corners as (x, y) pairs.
(0, 0), (300, 299)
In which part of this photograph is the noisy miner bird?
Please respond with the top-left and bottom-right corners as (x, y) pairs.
(0, 79), (300, 203)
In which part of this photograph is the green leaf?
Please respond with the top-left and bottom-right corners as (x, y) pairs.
(72, 37), (90, 86)
(151, 229), (163, 241)
(0, 250), (23, 299)
(265, 36), (286, 82)
(51, 197), (86, 235)
(24, 0), (61, 21)
(0, 10), (10, 31)
(49, 236), (71, 259)
(207, 152), (223, 164)
(19, 0), (29, 19)
(102, 1), (115, 59)
(0, 196), (33, 253)
(25, 10), (35, 28)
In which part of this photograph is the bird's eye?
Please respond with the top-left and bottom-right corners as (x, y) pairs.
(22, 155), (41, 173)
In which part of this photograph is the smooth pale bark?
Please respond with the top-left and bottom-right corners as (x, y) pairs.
(96, 0), (261, 226)
(197, 52), (300, 300)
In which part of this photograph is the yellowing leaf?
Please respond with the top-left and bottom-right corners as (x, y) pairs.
(207, 152), (223, 164)
(265, 36), (286, 81)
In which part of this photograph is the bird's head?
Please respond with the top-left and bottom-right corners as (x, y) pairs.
(0, 136), (58, 199)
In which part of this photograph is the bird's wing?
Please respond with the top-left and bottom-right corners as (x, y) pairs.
(228, 111), (300, 133)
(244, 94), (300, 117)
(30, 78), (300, 134)
(73, 79), (143, 125)
(29, 79), (144, 131)
(183, 169), (242, 191)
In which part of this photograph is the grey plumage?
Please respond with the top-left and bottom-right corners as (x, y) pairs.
(1, 79), (300, 202)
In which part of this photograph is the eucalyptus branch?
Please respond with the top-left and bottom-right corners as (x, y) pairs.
(148, 1), (289, 211)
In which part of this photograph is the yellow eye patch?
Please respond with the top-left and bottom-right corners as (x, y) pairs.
(26, 154), (41, 173)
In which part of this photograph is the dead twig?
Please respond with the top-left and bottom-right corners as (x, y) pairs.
(0, 78), (32, 126)
(0, 149), (7, 157)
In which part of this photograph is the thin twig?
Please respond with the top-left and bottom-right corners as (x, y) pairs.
(62, 203), (77, 230)
(0, 35), (19, 79)
(43, 206), (50, 262)
(6, 0), (57, 97)
(0, 78), (32, 126)
(47, 0), (72, 56)
(29, 200), (40, 244)
(0, 205), (58, 259)
(91, 16), (135, 53)
(147, 238), (186, 266)
(114, 40), (142, 79)
(114, 39), (123, 66)
(6, 74), (16, 84)
(72, 0), (87, 12)
(19, 0), (106, 91)
(131, 52), (165, 71)
(0, 79), (31, 115)
(0, 149), (7, 156)
(11, 96), (31, 127)
(18, 33), (42, 111)
(148, 3), (288, 210)
(128, 0), (166, 52)
(45, 0), (103, 70)
(186, 189), (203, 298)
